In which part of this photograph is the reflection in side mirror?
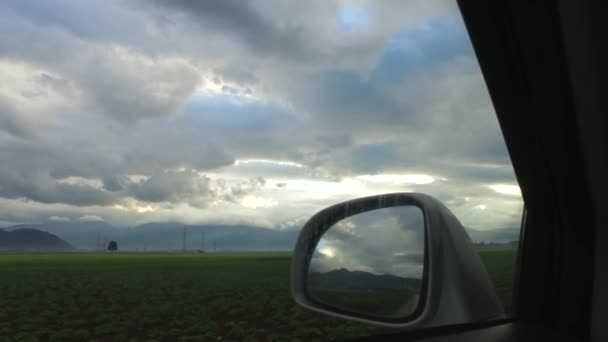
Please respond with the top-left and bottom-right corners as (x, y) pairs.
(291, 193), (504, 328)
(306, 206), (425, 320)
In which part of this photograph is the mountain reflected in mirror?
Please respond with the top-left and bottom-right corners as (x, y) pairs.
(307, 206), (425, 319)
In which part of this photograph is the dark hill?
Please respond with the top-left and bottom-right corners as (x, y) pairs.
(0, 228), (74, 251)
(309, 268), (422, 291)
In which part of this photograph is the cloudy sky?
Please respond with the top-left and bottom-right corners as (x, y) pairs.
(0, 0), (523, 230)
(311, 206), (425, 278)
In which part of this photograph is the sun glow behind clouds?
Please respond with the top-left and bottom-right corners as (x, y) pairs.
(56, 177), (103, 188)
(240, 195), (278, 209)
(194, 78), (260, 101)
(357, 173), (436, 185)
(320, 247), (335, 258)
(234, 159), (305, 168)
(277, 178), (366, 197)
(489, 184), (522, 196)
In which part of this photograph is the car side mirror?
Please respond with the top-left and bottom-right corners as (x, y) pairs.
(291, 193), (504, 328)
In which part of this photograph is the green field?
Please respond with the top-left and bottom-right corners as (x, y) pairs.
(478, 248), (518, 313)
(0, 249), (517, 341)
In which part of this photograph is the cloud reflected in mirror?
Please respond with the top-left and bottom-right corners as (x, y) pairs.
(307, 205), (425, 319)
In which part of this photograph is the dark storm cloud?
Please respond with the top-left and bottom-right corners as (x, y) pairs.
(4, 1), (119, 41)
(182, 94), (288, 133)
(75, 54), (201, 124)
(0, 156), (118, 207)
(123, 170), (264, 207)
(316, 135), (352, 149)
(0, 141), (115, 206)
(346, 143), (402, 174)
(147, 0), (460, 71)
(0, 98), (34, 139)
(0, 3), (202, 125)
(147, 0), (332, 62)
(246, 17), (511, 183)
(0, 179), (116, 207)
(101, 176), (123, 193)
(214, 66), (259, 85)
(126, 170), (211, 203)
(117, 121), (235, 173)
(0, 141), (259, 208)
(369, 17), (473, 86)
(289, 70), (409, 131)
(277, 17), (473, 133)
(1, 0), (167, 56)
(178, 93), (317, 162)
(0, 125), (236, 207)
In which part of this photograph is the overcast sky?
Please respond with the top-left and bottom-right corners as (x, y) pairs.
(311, 206), (425, 277)
(0, 0), (523, 230)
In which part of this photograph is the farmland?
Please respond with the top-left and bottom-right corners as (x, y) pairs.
(0, 249), (517, 341)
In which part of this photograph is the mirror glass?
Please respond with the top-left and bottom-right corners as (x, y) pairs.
(306, 205), (425, 320)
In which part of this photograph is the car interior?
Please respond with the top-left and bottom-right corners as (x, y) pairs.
(337, 0), (605, 340)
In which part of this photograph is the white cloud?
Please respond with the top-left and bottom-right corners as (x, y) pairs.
(78, 215), (104, 222)
(0, 0), (524, 233)
(48, 215), (70, 222)
(357, 173), (436, 185)
(234, 159), (305, 168)
(56, 177), (103, 188)
(239, 195), (278, 209)
(488, 184), (522, 197)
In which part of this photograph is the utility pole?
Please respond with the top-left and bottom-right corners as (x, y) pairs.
(182, 226), (187, 252)
(213, 240), (217, 252)
(201, 231), (205, 251)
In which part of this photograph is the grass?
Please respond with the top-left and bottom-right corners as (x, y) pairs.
(0, 249), (517, 341)
(476, 248), (518, 313)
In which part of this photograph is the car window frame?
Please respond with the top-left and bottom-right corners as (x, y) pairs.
(359, 0), (595, 340)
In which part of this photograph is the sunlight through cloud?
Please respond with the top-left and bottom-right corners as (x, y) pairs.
(488, 184), (522, 197)
(357, 174), (436, 185)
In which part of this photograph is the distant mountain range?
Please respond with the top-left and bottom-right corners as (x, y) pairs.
(0, 228), (74, 251)
(466, 227), (520, 244)
(309, 268), (421, 291)
(2, 222), (299, 251)
(0, 222), (520, 251)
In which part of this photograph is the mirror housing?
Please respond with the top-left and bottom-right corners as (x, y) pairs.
(291, 192), (504, 328)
